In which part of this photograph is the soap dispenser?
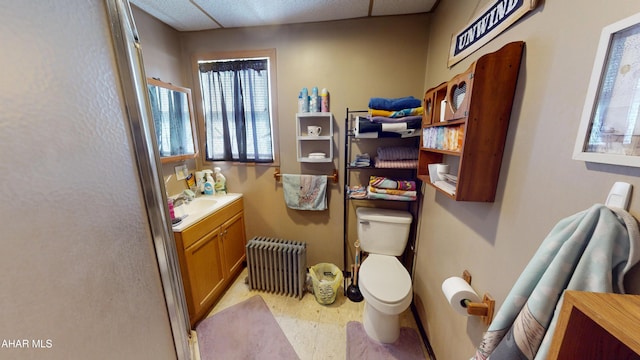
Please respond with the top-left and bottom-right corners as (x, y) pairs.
(203, 170), (214, 195)
(214, 167), (227, 195)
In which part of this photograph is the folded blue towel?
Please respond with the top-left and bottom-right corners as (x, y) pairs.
(350, 153), (371, 167)
(368, 96), (422, 111)
(282, 174), (327, 211)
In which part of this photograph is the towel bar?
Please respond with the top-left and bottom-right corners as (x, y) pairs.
(273, 168), (339, 184)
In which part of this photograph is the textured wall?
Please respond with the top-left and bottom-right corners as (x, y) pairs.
(0, 1), (176, 358)
(414, 1), (640, 359)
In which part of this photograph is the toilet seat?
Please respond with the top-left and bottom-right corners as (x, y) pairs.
(359, 254), (412, 313)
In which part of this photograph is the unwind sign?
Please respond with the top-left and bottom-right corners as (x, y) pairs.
(448, 0), (538, 67)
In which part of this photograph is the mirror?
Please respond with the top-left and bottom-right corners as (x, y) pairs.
(147, 78), (198, 163)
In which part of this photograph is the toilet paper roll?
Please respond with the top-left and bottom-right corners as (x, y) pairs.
(441, 276), (480, 316)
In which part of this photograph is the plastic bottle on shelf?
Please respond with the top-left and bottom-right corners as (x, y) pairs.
(214, 167), (227, 195)
(321, 88), (330, 112)
(301, 87), (309, 113)
(298, 91), (305, 113)
(310, 87), (320, 112)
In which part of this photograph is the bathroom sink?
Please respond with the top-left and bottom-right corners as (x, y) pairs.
(177, 197), (217, 214)
(171, 193), (242, 232)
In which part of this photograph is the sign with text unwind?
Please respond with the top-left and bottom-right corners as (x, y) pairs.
(448, 0), (538, 67)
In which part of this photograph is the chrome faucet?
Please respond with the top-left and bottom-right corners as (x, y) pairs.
(172, 194), (189, 207)
(173, 190), (196, 207)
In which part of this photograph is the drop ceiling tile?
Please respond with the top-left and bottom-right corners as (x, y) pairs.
(131, 0), (220, 31)
(371, 0), (436, 16)
(193, 0), (370, 28)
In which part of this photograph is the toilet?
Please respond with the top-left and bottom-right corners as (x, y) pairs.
(356, 207), (413, 343)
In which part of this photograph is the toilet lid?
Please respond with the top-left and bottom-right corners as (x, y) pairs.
(359, 254), (411, 304)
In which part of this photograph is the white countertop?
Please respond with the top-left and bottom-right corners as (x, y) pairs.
(171, 193), (243, 232)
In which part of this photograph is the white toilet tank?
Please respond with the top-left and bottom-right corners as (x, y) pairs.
(356, 207), (412, 256)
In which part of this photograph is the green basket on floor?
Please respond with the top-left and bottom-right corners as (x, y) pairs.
(309, 263), (343, 305)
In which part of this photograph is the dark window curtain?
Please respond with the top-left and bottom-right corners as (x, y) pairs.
(199, 59), (273, 162)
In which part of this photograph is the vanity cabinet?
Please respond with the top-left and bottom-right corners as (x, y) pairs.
(417, 41), (524, 202)
(173, 197), (246, 326)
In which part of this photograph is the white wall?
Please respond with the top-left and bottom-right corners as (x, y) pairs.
(0, 1), (176, 359)
(414, 1), (640, 358)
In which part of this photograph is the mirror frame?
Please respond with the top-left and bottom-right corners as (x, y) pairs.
(147, 78), (199, 163)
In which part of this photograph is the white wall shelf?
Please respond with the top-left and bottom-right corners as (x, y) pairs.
(296, 112), (333, 162)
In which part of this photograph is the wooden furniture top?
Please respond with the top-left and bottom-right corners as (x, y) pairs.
(548, 290), (640, 359)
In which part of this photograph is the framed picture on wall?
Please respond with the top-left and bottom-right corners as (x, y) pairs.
(573, 12), (640, 167)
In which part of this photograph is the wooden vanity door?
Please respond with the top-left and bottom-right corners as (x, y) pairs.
(184, 227), (225, 323)
(221, 211), (247, 278)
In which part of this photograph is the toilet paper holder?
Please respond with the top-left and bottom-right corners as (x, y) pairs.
(461, 270), (495, 325)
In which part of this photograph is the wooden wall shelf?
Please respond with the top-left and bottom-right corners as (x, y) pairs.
(418, 41), (524, 202)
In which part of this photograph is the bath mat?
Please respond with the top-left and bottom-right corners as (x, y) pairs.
(346, 321), (425, 360)
(196, 295), (299, 360)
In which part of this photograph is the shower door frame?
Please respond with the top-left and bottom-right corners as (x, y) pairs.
(105, 0), (192, 358)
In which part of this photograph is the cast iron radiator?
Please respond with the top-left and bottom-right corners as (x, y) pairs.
(246, 237), (307, 299)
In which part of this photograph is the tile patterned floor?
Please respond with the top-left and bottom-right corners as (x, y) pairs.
(196, 267), (427, 359)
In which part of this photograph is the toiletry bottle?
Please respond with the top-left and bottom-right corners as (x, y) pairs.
(195, 171), (205, 193)
(301, 87), (309, 112)
(298, 92), (305, 113)
(310, 87), (319, 113)
(321, 88), (330, 112)
(204, 172), (214, 195)
(185, 173), (195, 190)
(167, 198), (175, 220)
(214, 167), (227, 195)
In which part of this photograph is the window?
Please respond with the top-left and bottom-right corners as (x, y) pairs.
(196, 50), (277, 163)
